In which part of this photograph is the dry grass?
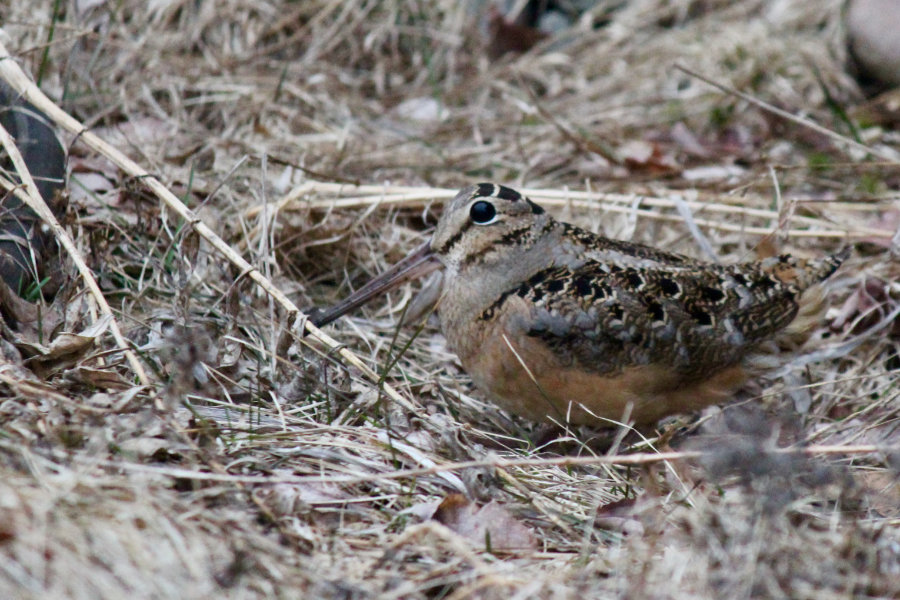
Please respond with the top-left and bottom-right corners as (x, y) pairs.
(1, 0), (900, 598)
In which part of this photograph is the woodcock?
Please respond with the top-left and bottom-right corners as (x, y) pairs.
(310, 183), (848, 426)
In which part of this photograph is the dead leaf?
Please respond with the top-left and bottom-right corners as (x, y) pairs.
(20, 315), (112, 377)
(619, 140), (680, 174)
(68, 171), (116, 208)
(400, 499), (442, 521)
(62, 365), (132, 390)
(486, 6), (548, 60)
(432, 493), (537, 553)
(0, 277), (38, 323)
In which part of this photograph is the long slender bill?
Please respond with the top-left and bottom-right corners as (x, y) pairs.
(308, 241), (441, 328)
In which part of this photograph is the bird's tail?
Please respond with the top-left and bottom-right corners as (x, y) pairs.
(799, 247), (851, 289)
(759, 247), (850, 292)
(781, 248), (850, 341)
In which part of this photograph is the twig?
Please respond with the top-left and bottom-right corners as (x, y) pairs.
(674, 63), (899, 163)
(66, 443), (892, 486)
(272, 183), (891, 240)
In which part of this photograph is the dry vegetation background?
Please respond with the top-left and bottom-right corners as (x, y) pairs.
(1, 0), (900, 598)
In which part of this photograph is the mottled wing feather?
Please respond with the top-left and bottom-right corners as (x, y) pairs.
(493, 259), (813, 378)
(561, 224), (699, 267)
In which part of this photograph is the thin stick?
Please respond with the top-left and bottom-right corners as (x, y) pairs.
(273, 183), (891, 240)
(674, 63), (899, 163)
(68, 443), (891, 485)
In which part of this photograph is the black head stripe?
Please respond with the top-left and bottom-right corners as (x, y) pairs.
(474, 182), (524, 202)
(495, 185), (522, 201)
(475, 183), (497, 198)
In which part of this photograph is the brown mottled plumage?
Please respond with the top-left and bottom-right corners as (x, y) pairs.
(311, 183), (847, 426)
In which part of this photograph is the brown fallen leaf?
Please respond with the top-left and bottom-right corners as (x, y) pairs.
(619, 139), (680, 174)
(0, 277), (39, 324)
(19, 315), (112, 378)
(432, 493), (537, 553)
(486, 6), (548, 60)
(62, 365), (132, 390)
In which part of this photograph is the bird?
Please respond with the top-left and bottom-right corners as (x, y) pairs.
(309, 183), (848, 426)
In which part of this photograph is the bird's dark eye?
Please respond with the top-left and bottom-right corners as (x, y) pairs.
(470, 200), (497, 224)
